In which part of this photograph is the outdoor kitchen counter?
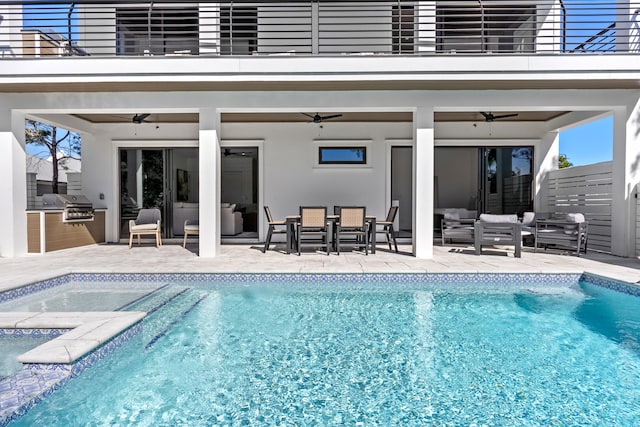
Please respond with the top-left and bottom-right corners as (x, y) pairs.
(26, 209), (107, 254)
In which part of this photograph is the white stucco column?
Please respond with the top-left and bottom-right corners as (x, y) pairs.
(414, 107), (434, 258)
(199, 108), (220, 257)
(0, 110), (27, 257)
(535, 131), (559, 212)
(612, 100), (640, 257)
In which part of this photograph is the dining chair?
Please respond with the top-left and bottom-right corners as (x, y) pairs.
(297, 206), (330, 255)
(129, 208), (162, 248)
(263, 206), (288, 253)
(182, 219), (199, 248)
(336, 206), (369, 255)
(376, 206), (399, 252)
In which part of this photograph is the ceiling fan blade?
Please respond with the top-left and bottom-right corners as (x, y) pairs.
(320, 114), (343, 121)
(492, 113), (519, 120)
(301, 113), (316, 119)
(132, 113), (151, 123)
(480, 112), (491, 120)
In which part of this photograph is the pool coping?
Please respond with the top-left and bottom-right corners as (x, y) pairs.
(0, 311), (146, 364)
(1, 271), (640, 427)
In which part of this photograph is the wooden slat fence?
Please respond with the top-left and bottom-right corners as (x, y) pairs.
(546, 162), (612, 253)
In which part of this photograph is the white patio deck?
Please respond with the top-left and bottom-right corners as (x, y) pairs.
(1, 240), (640, 292)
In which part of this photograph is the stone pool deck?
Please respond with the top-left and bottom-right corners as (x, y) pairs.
(1, 241), (640, 292)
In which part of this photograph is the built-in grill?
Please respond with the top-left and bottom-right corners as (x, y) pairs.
(42, 194), (95, 222)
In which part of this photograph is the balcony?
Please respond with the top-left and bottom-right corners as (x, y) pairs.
(0, 0), (638, 59)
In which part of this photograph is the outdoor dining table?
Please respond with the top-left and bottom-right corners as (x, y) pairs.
(285, 214), (376, 254)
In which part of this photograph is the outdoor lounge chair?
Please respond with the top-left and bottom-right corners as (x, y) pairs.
(375, 205), (398, 252)
(520, 211), (552, 246)
(335, 206), (369, 255)
(474, 213), (522, 257)
(182, 219), (199, 248)
(297, 206), (330, 255)
(129, 208), (162, 248)
(263, 206), (288, 253)
(535, 213), (588, 256)
(441, 210), (476, 245)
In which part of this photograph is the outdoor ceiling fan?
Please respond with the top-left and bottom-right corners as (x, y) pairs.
(480, 112), (519, 122)
(302, 113), (343, 124)
(132, 113), (151, 124)
(223, 148), (249, 157)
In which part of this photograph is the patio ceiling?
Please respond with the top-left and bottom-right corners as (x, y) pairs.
(72, 111), (569, 124)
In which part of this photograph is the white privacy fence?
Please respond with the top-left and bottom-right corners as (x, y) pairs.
(546, 162), (612, 253)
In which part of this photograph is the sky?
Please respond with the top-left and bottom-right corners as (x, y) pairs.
(559, 116), (613, 167)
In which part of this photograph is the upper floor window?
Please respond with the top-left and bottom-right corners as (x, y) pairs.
(436, 4), (536, 53)
(220, 6), (258, 55)
(116, 7), (199, 56)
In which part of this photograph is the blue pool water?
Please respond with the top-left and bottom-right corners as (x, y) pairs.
(8, 279), (640, 425)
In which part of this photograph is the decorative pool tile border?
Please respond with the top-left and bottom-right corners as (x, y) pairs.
(69, 272), (584, 287)
(581, 272), (640, 297)
(0, 274), (69, 304)
(0, 329), (67, 338)
(0, 322), (142, 427)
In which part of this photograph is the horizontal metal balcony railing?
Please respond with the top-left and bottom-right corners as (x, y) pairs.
(0, 0), (638, 59)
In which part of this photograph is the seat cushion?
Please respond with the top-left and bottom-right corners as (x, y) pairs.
(184, 224), (199, 232)
(565, 213), (585, 223)
(521, 212), (535, 226)
(131, 223), (159, 232)
(479, 214), (518, 223)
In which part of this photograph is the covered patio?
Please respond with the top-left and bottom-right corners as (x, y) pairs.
(7, 87), (637, 261)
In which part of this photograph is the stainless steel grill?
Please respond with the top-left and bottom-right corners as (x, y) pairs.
(42, 194), (95, 223)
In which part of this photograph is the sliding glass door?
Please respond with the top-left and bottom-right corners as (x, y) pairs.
(119, 148), (199, 239)
(480, 147), (533, 214)
(434, 146), (533, 216)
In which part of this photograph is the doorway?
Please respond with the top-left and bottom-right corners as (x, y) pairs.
(119, 148), (199, 239)
(391, 146), (413, 238)
(220, 146), (259, 239)
(433, 146), (533, 215)
(479, 147), (533, 214)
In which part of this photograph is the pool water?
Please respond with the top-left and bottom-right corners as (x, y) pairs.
(0, 285), (161, 312)
(9, 281), (640, 425)
(0, 337), (51, 378)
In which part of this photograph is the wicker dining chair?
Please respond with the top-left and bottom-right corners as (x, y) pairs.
(263, 206), (288, 253)
(297, 206), (330, 255)
(336, 206), (369, 255)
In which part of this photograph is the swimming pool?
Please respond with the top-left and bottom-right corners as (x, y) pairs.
(4, 273), (640, 426)
(0, 281), (163, 312)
